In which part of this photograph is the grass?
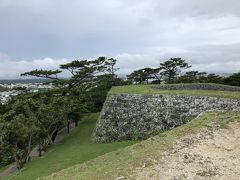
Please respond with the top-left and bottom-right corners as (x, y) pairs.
(8, 113), (137, 180)
(110, 84), (240, 99)
(0, 167), (5, 173)
(0, 164), (12, 174)
(41, 111), (240, 180)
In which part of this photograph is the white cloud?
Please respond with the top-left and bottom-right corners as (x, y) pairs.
(0, 53), (71, 79)
(192, 61), (240, 74)
(0, 0), (240, 77)
(115, 46), (240, 75)
(0, 50), (239, 79)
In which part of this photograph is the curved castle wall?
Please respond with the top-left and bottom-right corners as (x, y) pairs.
(94, 94), (240, 142)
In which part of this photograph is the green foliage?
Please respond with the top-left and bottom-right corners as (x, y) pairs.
(66, 96), (88, 126)
(224, 72), (240, 86)
(1, 60), (123, 167)
(21, 58), (105, 93)
(8, 113), (137, 180)
(126, 58), (239, 87)
(127, 68), (158, 84)
(0, 99), (38, 169)
(204, 73), (223, 83)
(88, 74), (127, 111)
(0, 93), (77, 169)
(104, 58), (119, 77)
(0, 133), (13, 166)
(20, 57), (123, 111)
(126, 58), (191, 84)
(175, 71), (224, 84)
(160, 57), (191, 83)
(176, 71), (203, 83)
(21, 70), (62, 80)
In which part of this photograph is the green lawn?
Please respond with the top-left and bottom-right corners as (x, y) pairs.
(9, 113), (137, 180)
(0, 167), (4, 173)
(41, 112), (240, 180)
(110, 84), (240, 99)
(0, 165), (11, 174)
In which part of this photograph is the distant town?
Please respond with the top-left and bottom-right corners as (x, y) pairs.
(0, 80), (54, 104)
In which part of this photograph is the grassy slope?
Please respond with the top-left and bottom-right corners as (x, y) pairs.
(9, 113), (137, 180)
(110, 84), (240, 99)
(0, 167), (5, 174)
(0, 165), (11, 174)
(42, 112), (240, 180)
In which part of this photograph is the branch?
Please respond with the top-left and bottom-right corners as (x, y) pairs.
(21, 69), (62, 80)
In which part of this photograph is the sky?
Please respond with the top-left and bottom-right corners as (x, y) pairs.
(0, 0), (240, 79)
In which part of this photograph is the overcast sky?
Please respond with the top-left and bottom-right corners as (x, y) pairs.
(0, 0), (240, 78)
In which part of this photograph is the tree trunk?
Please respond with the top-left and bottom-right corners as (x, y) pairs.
(48, 134), (54, 145)
(15, 158), (22, 169)
(67, 121), (70, 134)
(51, 126), (59, 143)
(154, 74), (162, 84)
(38, 144), (42, 157)
(13, 146), (22, 169)
(26, 136), (32, 162)
(74, 120), (78, 127)
(13, 145), (24, 169)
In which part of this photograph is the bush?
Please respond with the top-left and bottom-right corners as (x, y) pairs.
(0, 146), (13, 166)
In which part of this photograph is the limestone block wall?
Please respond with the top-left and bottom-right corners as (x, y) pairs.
(94, 94), (240, 142)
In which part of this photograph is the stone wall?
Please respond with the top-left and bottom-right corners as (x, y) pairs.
(94, 94), (240, 142)
(154, 83), (240, 91)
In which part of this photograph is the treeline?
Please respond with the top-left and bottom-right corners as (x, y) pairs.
(127, 58), (240, 86)
(0, 57), (239, 169)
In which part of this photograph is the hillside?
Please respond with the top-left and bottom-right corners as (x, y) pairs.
(41, 112), (240, 179)
(40, 84), (240, 179)
(7, 113), (137, 180)
(6, 84), (240, 180)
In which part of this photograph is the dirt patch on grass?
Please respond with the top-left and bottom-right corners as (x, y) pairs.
(132, 122), (240, 180)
